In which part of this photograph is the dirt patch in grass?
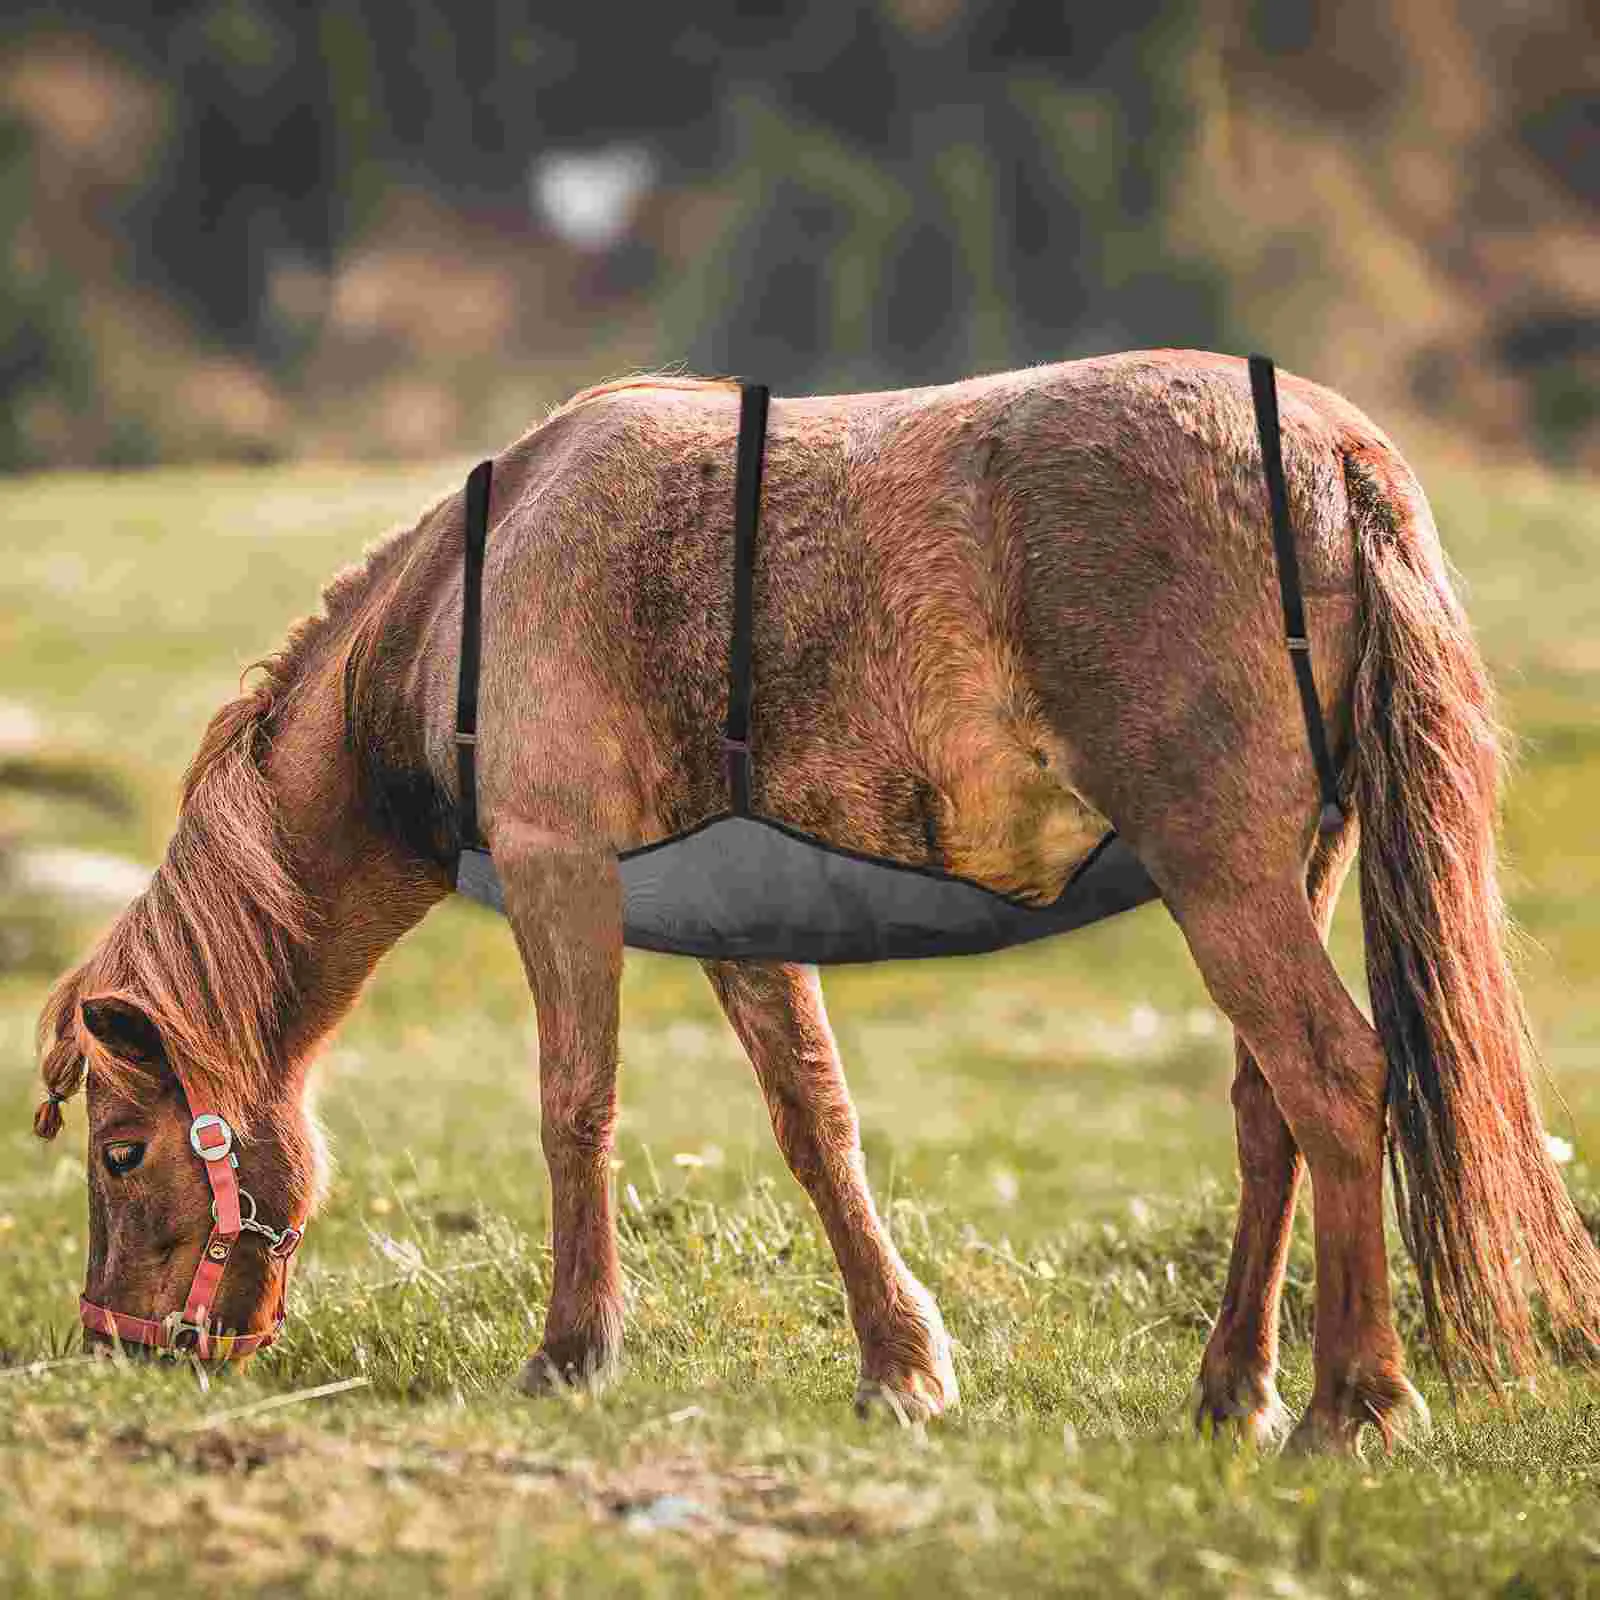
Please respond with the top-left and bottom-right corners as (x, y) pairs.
(10, 1417), (953, 1588)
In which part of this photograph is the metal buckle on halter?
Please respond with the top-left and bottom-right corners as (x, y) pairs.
(189, 1113), (236, 1162)
(162, 1311), (208, 1355)
(268, 1225), (304, 1261)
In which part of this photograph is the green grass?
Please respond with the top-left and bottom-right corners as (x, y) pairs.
(1, 453), (1599, 1596)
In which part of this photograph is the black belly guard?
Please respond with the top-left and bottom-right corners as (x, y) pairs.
(449, 361), (1335, 964)
(456, 822), (1155, 965)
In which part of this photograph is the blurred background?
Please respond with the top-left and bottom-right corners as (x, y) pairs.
(0, 0), (1595, 472)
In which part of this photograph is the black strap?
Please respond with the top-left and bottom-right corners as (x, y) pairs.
(723, 385), (769, 814)
(455, 458), (493, 852)
(1248, 355), (1345, 834)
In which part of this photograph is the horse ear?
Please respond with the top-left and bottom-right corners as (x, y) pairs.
(80, 997), (165, 1065)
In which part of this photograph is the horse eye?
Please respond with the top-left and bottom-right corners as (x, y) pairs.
(102, 1141), (146, 1177)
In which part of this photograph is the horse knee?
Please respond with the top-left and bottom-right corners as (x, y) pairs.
(540, 1085), (618, 1161)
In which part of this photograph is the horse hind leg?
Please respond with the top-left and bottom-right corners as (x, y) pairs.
(702, 959), (959, 1420)
(1165, 866), (1428, 1454)
(1192, 822), (1354, 1446)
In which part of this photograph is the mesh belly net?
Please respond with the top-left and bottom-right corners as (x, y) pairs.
(452, 360), (1339, 964)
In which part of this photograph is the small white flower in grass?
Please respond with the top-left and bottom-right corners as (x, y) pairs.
(1129, 1004), (1160, 1040)
(671, 1147), (724, 1170)
(368, 1232), (425, 1276)
(1545, 1134), (1575, 1166)
(990, 1168), (1020, 1206)
(1185, 1008), (1220, 1037)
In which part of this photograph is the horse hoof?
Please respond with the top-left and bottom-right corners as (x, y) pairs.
(1283, 1412), (1359, 1458)
(515, 1353), (572, 1397)
(853, 1371), (952, 1425)
(515, 1345), (616, 1398)
(1190, 1376), (1293, 1449)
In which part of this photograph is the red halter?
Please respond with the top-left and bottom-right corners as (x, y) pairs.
(80, 1076), (306, 1360)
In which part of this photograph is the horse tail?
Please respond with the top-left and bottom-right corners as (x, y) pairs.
(1347, 448), (1600, 1382)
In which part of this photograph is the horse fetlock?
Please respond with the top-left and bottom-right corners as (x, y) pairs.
(853, 1282), (960, 1421)
(1287, 1364), (1429, 1457)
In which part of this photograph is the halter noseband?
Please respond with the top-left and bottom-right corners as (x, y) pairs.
(80, 1076), (306, 1360)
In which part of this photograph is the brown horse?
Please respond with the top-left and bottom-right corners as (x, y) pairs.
(34, 350), (1600, 1450)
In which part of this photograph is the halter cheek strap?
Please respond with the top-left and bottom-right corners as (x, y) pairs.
(79, 1080), (305, 1360)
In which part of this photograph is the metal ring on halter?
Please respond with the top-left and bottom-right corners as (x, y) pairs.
(213, 1186), (299, 1254)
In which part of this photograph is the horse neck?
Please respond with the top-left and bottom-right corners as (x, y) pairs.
(263, 662), (449, 1072)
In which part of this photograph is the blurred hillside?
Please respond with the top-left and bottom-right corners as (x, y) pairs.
(1, 0), (1595, 469)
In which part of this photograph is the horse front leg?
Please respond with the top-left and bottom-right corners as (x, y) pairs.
(495, 824), (626, 1392)
(702, 959), (959, 1420)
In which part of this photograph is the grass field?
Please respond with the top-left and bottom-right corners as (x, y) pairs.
(1, 451), (1598, 1597)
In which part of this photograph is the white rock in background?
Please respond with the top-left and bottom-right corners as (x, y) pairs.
(0, 701), (41, 752)
(530, 144), (655, 252)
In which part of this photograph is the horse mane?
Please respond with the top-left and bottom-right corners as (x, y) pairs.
(34, 518), (433, 1138)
